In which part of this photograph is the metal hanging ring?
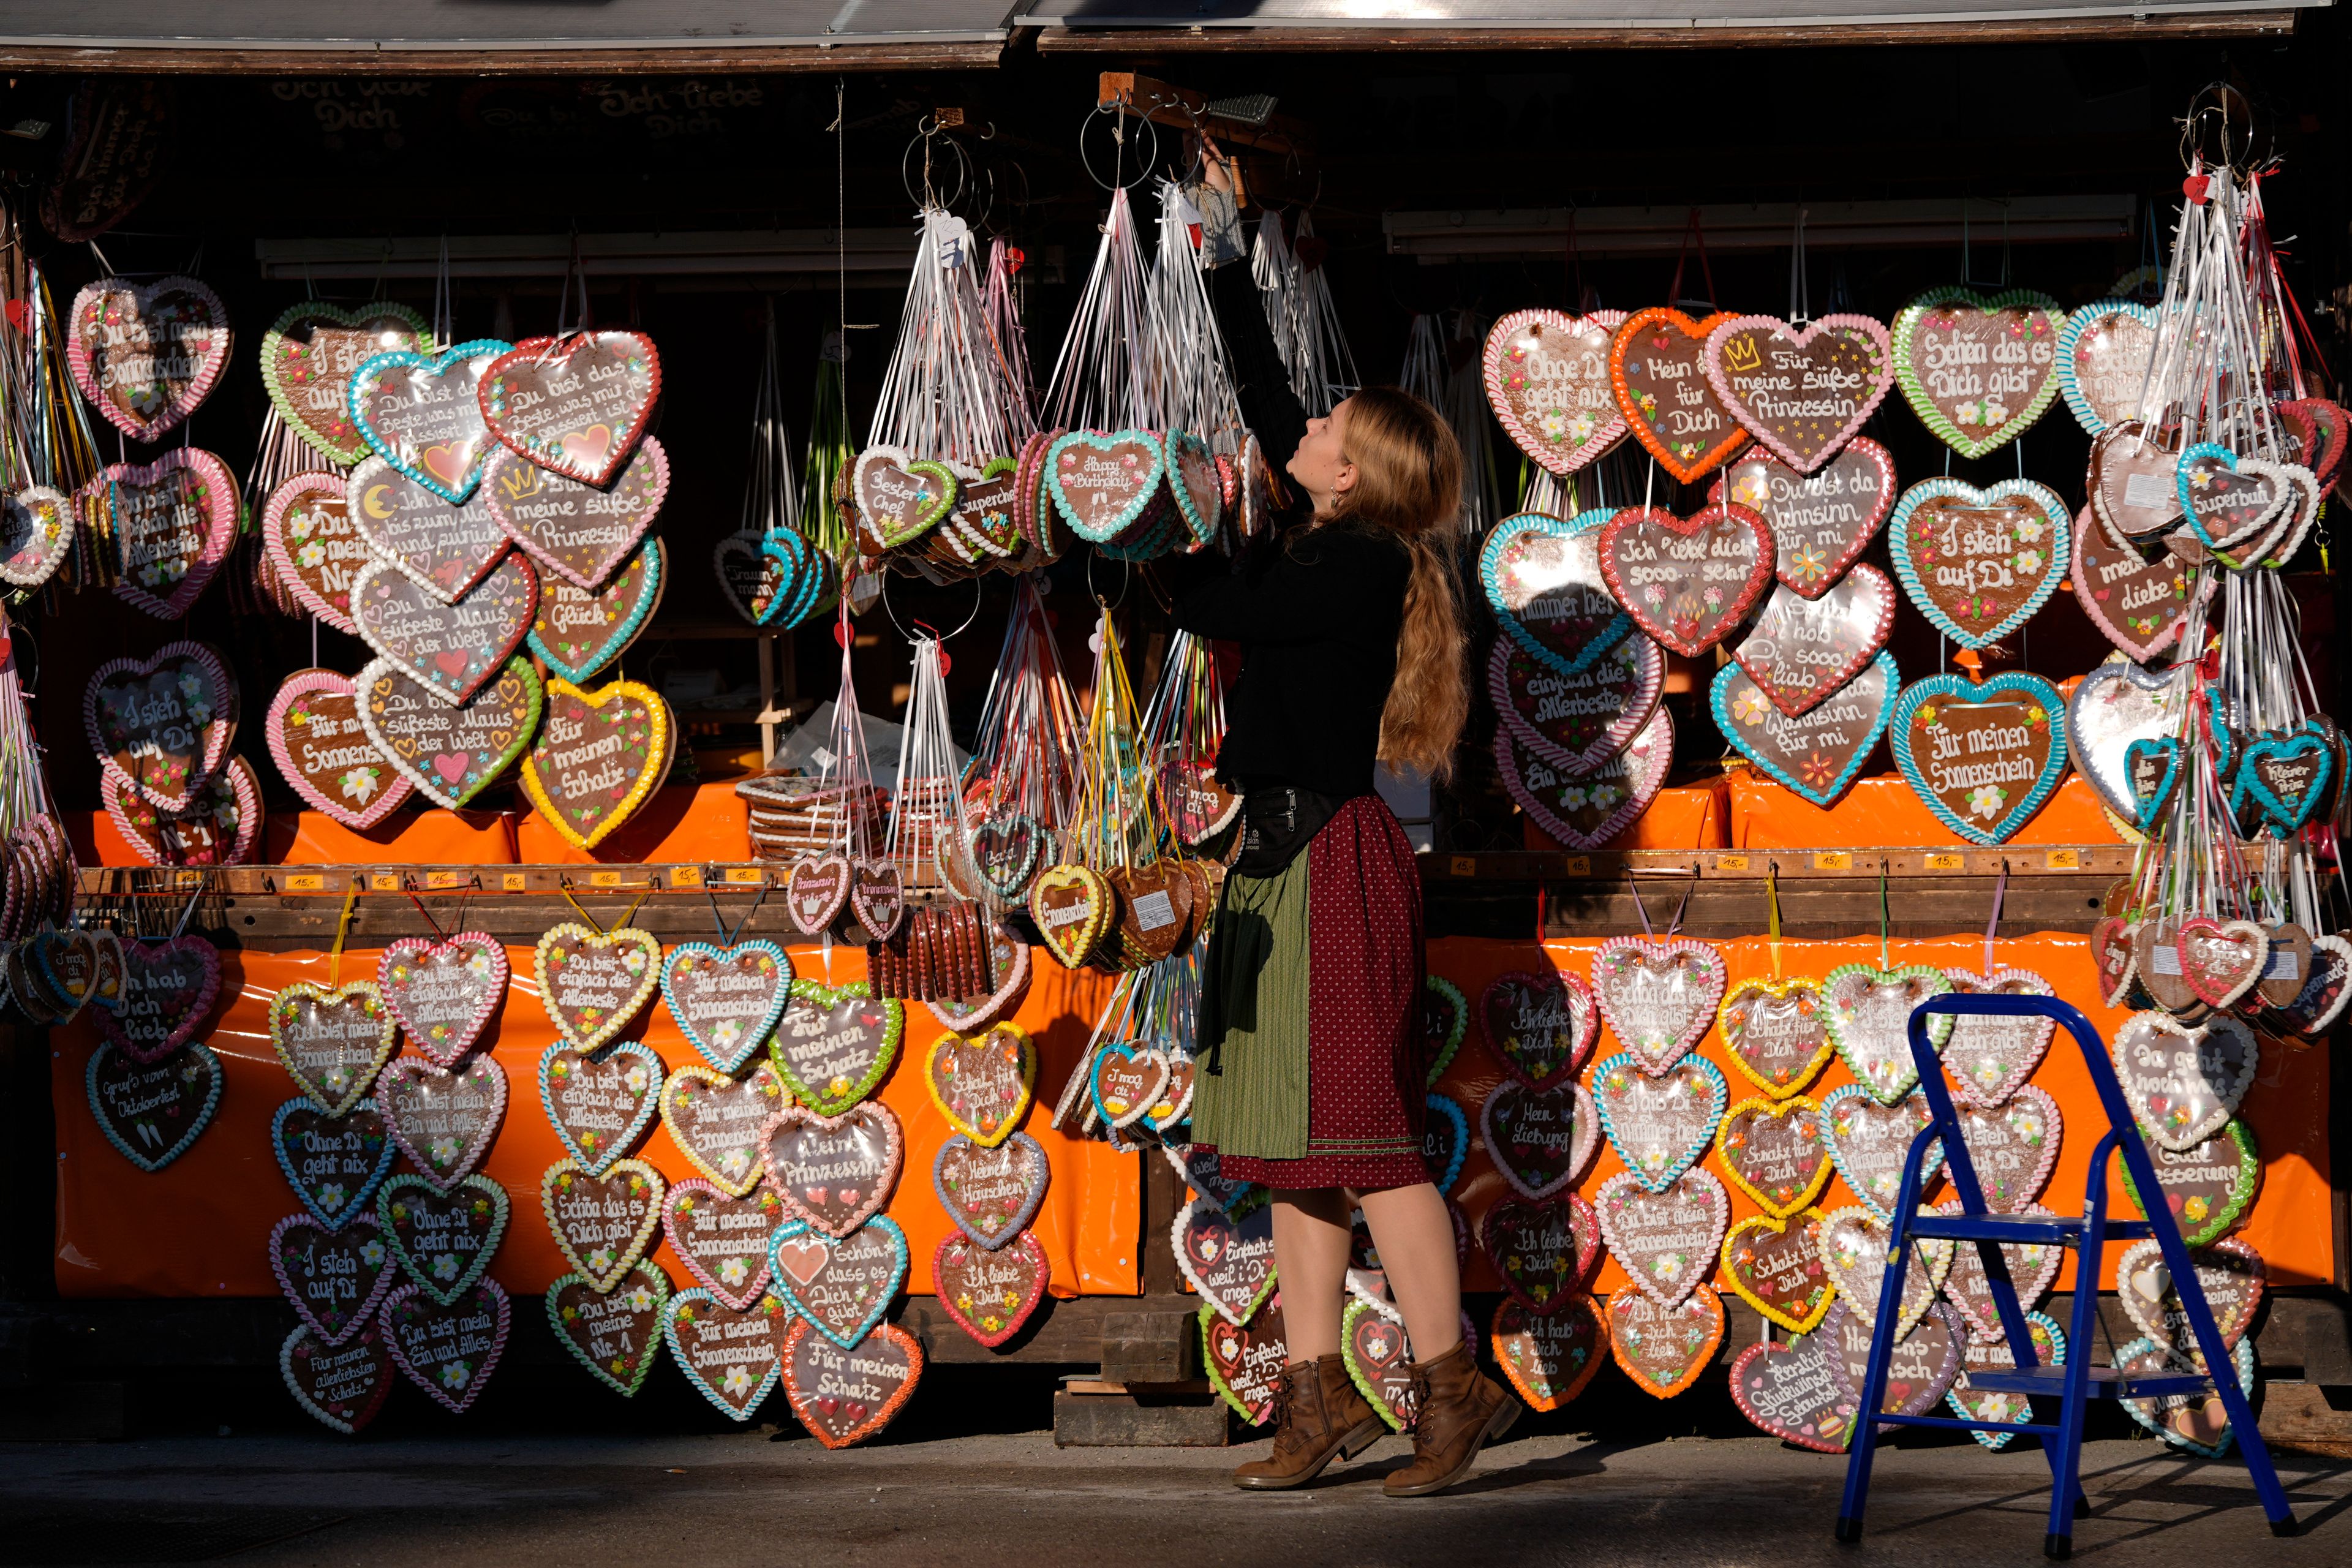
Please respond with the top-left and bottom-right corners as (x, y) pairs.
(1079, 105), (1158, 195)
(877, 569), (984, 645)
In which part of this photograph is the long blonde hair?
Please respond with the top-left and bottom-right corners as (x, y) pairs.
(1324, 386), (1469, 782)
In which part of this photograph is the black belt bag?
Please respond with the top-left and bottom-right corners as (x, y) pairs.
(1233, 785), (1348, 877)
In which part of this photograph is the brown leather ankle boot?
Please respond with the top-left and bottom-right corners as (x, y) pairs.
(1231, 1353), (1386, 1490)
(1383, 1339), (1520, 1497)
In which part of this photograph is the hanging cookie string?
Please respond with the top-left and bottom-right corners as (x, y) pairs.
(1982, 861), (2008, 976)
(704, 876), (771, 946)
(559, 885), (653, 936)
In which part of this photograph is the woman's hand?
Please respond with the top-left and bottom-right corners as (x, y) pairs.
(1198, 132), (1238, 196)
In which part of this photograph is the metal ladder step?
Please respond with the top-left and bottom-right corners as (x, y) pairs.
(1907, 1213), (2154, 1245)
(1965, 1363), (2211, 1400)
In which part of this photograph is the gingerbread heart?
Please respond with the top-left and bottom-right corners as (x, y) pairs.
(381, 1278), (511, 1414)
(538, 1038), (663, 1173)
(1943, 1311), (2063, 1448)
(1610, 308), (1750, 481)
(280, 1322), (396, 1435)
(767, 1216), (909, 1349)
(83, 637), (234, 810)
(270, 1212), (396, 1347)
(271, 980), (396, 1115)
(1493, 706), (1673, 851)
(2119, 1120), (2260, 1247)
(349, 339), (511, 504)
(352, 552), (538, 707)
(1488, 634), (1663, 775)
(266, 669), (411, 829)
(1596, 501), (1776, 658)
(1730, 1330), (1855, 1452)
(480, 332), (662, 487)
(541, 1158), (665, 1291)
(1939, 966), (2057, 1109)
(769, 980), (901, 1115)
(1594, 1169), (1727, 1309)
(1703, 313), (1893, 472)
(786, 855), (853, 937)
(358, 655), (542, 812)
(2053, 297), (2158, 436)
(782, 1318), (924, 1447)
(2176, 443), (2300, 552)
(1480, 1191), (1600, 1314)
(377, 1056), (507, 1193)
(1483, 307), (1630, 474)
(546, 1262), (668, 1396)
(86, 1041), (219, 1172)
(1721, 1212), (1834, 1333)
(101, 755), (258, 868)
(1731, 565), (1895, 718)
(484, 436), (666, 590)
(665, 1182), (785, 1311)
(1608, 1283), (1726, 1398)
(2112, 1011), (2258, 1151)
(1590, 935), (1727, 1077)
(0, 484), (76, 590)
(933, 1132), (1050, 1251)
(1090, 1041), (1169, 1130)
(662, 1062), (788, 1196)
(761, 1101), (902, 1237)
(665, 1288), (790, 1420)
(1422, 1093), (1469, 1194)
(1891, 287), (2062, 457)
(519, 678), (674, 850)
(2073, 508), (2197, 663)
(534, 923), (663, 1054)
(2065, 659), (2195, 829)
(1714, 1095), (1833, 1218)
(2118, 1335), (2256, 1457)
(66, 274), (230, 441)
(848, 859), (905, 943)
(1047, 430), (1165, 544)
(378, 933), (508, 1068)
(1478, 1077), (1599, 1201)
(1822, 963), (1953, 1103)
(1592, 1052), (1727, 1192)
(1887, 477), (2070, 650)
(924, 1022), (1033, 1147)
(1029, 863), (1112, 968)
(1717, 977), (1834, 1098)
(1479, 966), (1599, 1089)
(933, 1231), (1050, 1349)
(260, 299), (432, 464)
(2176, 916), (2269, 1009)
(1894, 671), (2070, 845)
(1934, 1199), (2064, 1341)
(377, 1174), (508, 1305)
(1820, 1085), (1943, 1219)
(1712, 652), (1896, 809)
(2117, 1236), (2265, 1361)
(660, 940), (791, 1074)
(1173, 1196), (1276, 1325)
(1477, 510), (1631, 677)
(1825, 1297), (1966, 1433)
(1490, 1294), (1608, 1412)
(1716, 439), (1896, 598)
(528, 540), (665, 685)
(347, 455), (513, 603)
(1811, 1205), (1953, 1336)
(272, 1098), (393, 1229)
(40, 78), (170, 244)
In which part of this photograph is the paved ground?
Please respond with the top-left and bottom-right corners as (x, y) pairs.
(5, 1425), (2350, 1567)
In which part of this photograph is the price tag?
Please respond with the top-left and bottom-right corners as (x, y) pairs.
(1715, 853), (1751, 872)
(2044, 850), (2082, 870)
(670, 866), (704, 888)
(503, 873), (528, 892)
(1923, 853), (1965, 872)
(284, 873), (325, 893)
(371, 873), (400, 892)
(725, 867), (766, 884)
(1812, 853), (1852, 871)
(1559, 856), (1591, 876)
(589, 871), (624, 888)
(1449, 856), (1476, 878)
(425, 871), (463, 890)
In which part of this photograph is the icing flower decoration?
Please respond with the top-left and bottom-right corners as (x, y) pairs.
(1967, 784), (2009, 820)
(440, 1360), (472, 1390)
(718, 1256), (750, 1286)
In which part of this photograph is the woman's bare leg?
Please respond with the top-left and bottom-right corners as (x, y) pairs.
(1268, 1188), (1354, 1359)
(1357, 1181), (1463, 1361)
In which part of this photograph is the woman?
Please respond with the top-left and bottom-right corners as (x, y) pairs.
(1172, 143), (1517, 1498)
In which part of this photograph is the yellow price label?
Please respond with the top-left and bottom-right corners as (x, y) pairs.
(1449, 856), (1476, 878)
(425, 871), (463, 889)
(1559, 856), (1591, 876)
(284, 873), (325, 892)
(1716, 853), (1751, 872)
(2045, 849), (2082, 870)
(503, 873), (528, 892)
(1923, 853), (1965, 872)
(1812, 853), (1853, 871)
(725, 867), (766, 884)
(589, 871), (625, 887)
(371, 873), (400, 892)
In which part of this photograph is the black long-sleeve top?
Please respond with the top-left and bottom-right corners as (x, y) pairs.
(1169, 253), (1410, 801)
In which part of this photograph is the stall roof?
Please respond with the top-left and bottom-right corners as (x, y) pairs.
(1021, 0), (2316, 47)
(0, 2), (1021, 72)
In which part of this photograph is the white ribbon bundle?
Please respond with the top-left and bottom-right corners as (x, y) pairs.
(1148, 181), (1243, 448)
(869, 207), (1032, 466)
(1042, 185), (1170, 434)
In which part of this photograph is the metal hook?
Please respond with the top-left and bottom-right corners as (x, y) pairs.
(1078, 104), (1158, 194)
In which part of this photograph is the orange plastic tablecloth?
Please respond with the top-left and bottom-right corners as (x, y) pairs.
(1725, 772), (2130, 850)
(1425, 932), (2332, 1295)
(70, 807), (522, 869)
(52, 943), (1140, 1300)
(511, 782), (754, 865)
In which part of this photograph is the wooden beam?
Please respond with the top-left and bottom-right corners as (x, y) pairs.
(0, 41), (1005, 75)
(1042, 13), (2301, 53)
(1095, 71), (1310, 160)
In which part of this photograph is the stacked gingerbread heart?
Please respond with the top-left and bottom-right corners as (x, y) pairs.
(86, 641), (259, 865)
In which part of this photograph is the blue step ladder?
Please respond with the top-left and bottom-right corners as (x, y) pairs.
(1834, 991), (2296, 1558)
